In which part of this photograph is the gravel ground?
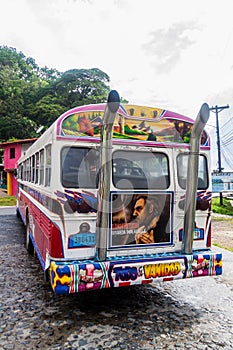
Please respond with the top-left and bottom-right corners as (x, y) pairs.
(212, 214), (233, 250)
(0, 240), (232, 350)
(0, 190), (233, 349)
(0, 208), (232, 350)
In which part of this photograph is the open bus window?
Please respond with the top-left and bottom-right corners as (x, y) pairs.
(61, 147), (100, 188)
(177, 154), (208, 190)
(112, 151), (169, 190)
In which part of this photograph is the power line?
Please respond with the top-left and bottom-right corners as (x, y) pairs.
(221, 116), (233, 129)
(222, 136), (233, 146)
(222, 146), (233, 169)
(209, 104), (230, 172)
(221, 127), (233, 140)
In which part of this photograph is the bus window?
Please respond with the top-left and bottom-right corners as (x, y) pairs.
(39, 150), (44, 186)
(22, 161), (26, 181)
(112, 151), (169, 189)
(26, 158), (30, 181)
(31, 155), (35, 183)
(45, 145), (51, 187)
(177, 154), (208, 190)
(61, 147), (100, 188)
(35, 152), (39, 184)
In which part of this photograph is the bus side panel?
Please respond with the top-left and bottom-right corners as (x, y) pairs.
(18, 190), (64, 268)
(17, 189), (27, 225)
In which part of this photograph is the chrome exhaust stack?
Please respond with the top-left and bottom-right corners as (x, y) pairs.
(182, 103), (210, 254)
(97, 90), (120, 261)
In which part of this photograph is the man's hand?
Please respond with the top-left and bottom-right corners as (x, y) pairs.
(135, 229), (155, 244)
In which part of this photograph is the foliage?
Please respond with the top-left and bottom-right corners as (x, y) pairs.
(0, 196), (16, 206)
(0, 46), (114, 141)
(212, 197), (233, 216)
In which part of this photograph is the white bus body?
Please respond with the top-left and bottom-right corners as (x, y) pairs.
(16, 91), (222, 294)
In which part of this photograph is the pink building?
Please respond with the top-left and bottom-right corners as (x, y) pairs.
(0, 138), (37, 196)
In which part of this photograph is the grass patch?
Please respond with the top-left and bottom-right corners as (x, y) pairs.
(212, 197), (233, 216)
(0, 196), (16, 206)
(213, 243), (233, 253)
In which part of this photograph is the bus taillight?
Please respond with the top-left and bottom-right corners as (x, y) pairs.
(50, 223), (64, 258)
(207, 223), (212, 247)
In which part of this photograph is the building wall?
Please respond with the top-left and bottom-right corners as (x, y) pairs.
(212, 172), (233, 192)
(0, 139), (37, 196)
(4, 144), (22, 171)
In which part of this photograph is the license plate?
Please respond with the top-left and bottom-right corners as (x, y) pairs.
(69, 233), (96, 248)
(193, 228), (204, 240)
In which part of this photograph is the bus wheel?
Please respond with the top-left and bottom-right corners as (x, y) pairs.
(16, 208), (21, 219)
(44, 269), (50, 282)
(26, 218), (34, 255)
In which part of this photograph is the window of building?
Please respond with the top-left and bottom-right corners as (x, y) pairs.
(10, 148), (15, 159)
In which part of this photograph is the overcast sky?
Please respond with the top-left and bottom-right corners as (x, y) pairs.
(1, 0), (233, 170)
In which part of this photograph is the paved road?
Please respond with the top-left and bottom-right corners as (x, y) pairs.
(0, 206), (17, 216)
(0, 207), (232, 350)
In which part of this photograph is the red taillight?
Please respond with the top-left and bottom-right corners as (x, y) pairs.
(50, 223), (64, 258)
(207, 222), (212, 247)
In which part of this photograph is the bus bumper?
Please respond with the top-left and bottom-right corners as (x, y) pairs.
(49, 250), (222, 295)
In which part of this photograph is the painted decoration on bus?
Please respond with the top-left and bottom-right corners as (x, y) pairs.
(59, 104), (208, 146)
(55, 189), (97, 214)
(110, 259), (184, 287)
(110, 192), (172, 247)
(50, 252), (222, 294)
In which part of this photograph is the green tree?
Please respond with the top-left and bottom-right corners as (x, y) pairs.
(51, 68), (111, 108)
(0, 46), (125, 141)
(0, 46), (41, 140)
(28, 95), (66, 126)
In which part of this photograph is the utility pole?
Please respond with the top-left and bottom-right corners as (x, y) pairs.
(210, 104), (229, 206)
(209, 104), (229, 173)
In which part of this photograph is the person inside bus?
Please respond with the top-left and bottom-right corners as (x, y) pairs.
(132, 194), (170, 244)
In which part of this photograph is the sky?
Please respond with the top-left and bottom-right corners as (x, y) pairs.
(1, 0), (233, 171)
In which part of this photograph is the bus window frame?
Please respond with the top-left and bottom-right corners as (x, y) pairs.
(177, 153), (209, 190)
(112, 150), (170, 190)
(61, 146), (100, 189)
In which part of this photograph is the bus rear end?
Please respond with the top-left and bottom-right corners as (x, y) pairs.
(49, 91), (222, 294)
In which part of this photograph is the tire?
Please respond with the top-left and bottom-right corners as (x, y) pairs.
(16, 208), (21, 219)
(44, 269), (50, 283)
(26, 217), (34, 255)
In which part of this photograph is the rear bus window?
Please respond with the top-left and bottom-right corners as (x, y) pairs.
(112, 151), (169, 189)
(177, 154), (208, 190)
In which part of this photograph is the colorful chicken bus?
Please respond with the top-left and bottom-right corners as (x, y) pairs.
(16, 90), (222, 294)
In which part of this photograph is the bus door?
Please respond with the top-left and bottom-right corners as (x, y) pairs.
(174, 148), (211, 250)
(107, 147), (174, 256)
